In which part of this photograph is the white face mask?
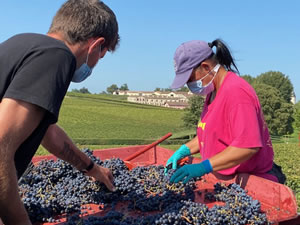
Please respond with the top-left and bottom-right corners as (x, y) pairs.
(72, 45), (102, 83)
(187, 64), (220, 95)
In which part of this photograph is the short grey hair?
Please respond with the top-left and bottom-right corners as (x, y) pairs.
(48, 0), (119, 51)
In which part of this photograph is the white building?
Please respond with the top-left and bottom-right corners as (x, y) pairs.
(115, 90), (193, 109)
(165, 101), (189, 109)
(113, 90), (154, 96)
(291, 92), (296, 104)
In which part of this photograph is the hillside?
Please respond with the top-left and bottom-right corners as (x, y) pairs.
(57, 92), (191, 143)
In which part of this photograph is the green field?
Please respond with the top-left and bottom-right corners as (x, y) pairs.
(58, 93), (190, 141)
(273, 143), (300, 211)
(35, 92), (300, 211)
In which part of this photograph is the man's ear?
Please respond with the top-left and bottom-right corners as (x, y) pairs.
(91, 37), (105, 50)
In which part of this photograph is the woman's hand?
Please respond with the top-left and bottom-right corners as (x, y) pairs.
(170, 159), (213, 184)
(164, 144), (191, 174)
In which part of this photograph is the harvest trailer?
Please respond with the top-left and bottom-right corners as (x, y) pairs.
(28, 144), (300, 225)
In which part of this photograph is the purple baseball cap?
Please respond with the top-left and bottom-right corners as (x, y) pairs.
(171, 40), (213, 89)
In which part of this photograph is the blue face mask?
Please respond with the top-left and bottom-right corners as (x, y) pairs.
(72, 45), (101, 83)
(187, 64), (220, 95)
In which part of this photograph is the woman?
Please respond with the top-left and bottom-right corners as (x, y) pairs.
(165, 39), (285, 184)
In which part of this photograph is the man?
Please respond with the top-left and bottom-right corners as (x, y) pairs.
(0, 0), (119, 224)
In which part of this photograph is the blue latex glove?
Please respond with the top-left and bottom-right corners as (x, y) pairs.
(164, 144), (191, 175)
(170, 159), (213, 184)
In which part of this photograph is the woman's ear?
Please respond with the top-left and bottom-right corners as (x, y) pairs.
(200, 61), (211, 73)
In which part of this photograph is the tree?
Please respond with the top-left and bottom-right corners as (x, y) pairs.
(182, 95), (205, 129)
(294, 101), (300, 132)
(71, 87), (90, 94)
(255, 71), (294, 103)
(106, 84), (118, 94)
(154, 87), (161, 91)
(119, 83), (129, 91)
(241, 74), (255, 85)
(253, 83), (294, 136)
(177, 86), (189, 92)
(72, 88), (80, 93)
(79, 87), (90, 94)
(164, 88), (172, 92)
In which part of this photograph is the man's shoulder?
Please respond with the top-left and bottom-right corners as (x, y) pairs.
(6, 33), (71, 54)
(11, 33), (56, 42)
(11, 32), (47, 39)
(7, 33), (53, 44)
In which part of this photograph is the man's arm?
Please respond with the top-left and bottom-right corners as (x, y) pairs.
(41, 124), (115, 191)
(0, 98), (45, 225)
(41, 124), (91, 171)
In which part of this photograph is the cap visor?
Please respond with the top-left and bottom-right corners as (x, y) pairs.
(170, 69), (193, 89)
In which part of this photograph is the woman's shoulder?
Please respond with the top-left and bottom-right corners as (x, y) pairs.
(220, 71), (258, 104)
(223, 72), (256, 93)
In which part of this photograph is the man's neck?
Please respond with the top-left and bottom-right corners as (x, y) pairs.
(47, 32), (86, 69)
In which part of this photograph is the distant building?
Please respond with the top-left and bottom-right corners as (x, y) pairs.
(113, 90), (154, 96)
(291, 92), (296, 104)
(114, 90), (193, 109)
(165, 102), (189, 109)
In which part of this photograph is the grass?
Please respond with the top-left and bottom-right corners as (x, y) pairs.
(273, 143), (300, 210)
(58, 93), (187, 140)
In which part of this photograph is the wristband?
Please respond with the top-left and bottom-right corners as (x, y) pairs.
(202, 159), (213, 173)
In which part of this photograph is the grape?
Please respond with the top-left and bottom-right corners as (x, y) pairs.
(18, 148), (269, 225)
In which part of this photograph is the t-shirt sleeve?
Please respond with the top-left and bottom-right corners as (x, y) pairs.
(4, 48), (75, 123)
(229, 103), (263, 148)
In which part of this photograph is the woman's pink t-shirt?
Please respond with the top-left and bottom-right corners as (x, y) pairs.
(197, 71), (274, 179)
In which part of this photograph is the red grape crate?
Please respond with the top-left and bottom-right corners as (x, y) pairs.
(30, 145), (299, 225)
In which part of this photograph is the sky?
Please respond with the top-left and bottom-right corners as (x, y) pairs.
(1, 1), (299, 101)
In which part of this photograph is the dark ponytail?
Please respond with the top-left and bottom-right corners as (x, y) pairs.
(208, 39), (239, 74)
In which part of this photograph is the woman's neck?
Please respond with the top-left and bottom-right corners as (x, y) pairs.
(209, 90), (216, 104)
(214, 66), (228, 91)
(209, 66), (227, 104)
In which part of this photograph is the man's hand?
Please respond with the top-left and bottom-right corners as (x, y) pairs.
(0, 218), (32, 225)
(7, 219), (32, 225)
(42, 125), (116, 192)
(86, 164), (116, 192)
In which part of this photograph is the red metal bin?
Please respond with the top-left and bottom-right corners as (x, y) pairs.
(31, 145), (299, 225)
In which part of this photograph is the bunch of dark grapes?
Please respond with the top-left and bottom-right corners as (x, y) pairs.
(18, 149), (269, 225)
(209, 183), (268, 225)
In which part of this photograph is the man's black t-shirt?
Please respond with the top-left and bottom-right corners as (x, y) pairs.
(0, 33), (76, 178)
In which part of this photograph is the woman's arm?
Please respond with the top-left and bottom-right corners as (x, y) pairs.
(209, 146), (259, 171)
(184, 136), (200, 155)
(170, 145), (259, 184)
